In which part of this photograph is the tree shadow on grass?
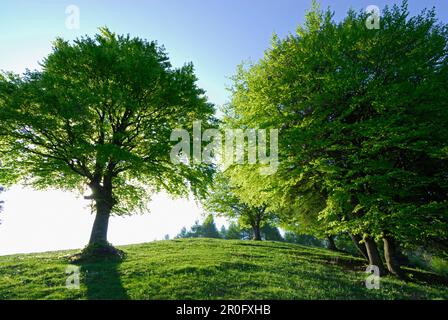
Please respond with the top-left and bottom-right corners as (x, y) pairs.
(80, 260), (129, 300)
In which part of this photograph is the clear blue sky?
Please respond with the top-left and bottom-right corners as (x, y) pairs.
(0, 0), (447, 255)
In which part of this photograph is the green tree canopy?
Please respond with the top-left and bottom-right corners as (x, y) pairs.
(223, 222), (243, 240)
(201, 214), (221, 239)
(175, 215), (221, 239)
(203, 173), (277, 240)
(226, 1), (448, 274)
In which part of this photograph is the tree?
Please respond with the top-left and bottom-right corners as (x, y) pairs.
(260, 224), (283, 241)
(219, 225), (227, 238)
(176, 227), (189, 239)
(189, 221), (203, 238)
(0, 28), (215, 256)
(201, 214), (221, 238)
(226, 1), (448, 277)
(203, 173), (276, 241)
(224, 222), (243, 240)
(284, 232), (324, 247)
(175, 216), (221, 239)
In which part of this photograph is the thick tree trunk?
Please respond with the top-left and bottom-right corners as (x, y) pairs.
(383, 235), (406, 278)
(327, 235), (337, 251)
(250, 207), (266, 241)
(364, 235), (387, 276)
(88, 179), (114, 246)
(252, 223), (262, 241)
(349, 233), (369, 261)
(89, 202), (111, 245)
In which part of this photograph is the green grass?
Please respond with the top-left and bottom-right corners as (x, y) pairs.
(0, 238), (446, 300)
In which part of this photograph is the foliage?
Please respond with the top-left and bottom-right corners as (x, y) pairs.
(430, 257), (448, 277)
(333, 233), (362, 256)
(284, 231), (324, 248)
(223, 222), (243, 240)
(0, 28), (215, 217)
(176, 215), (221, 239)
(226, 1), (448, 254)
(176, 227), (190, 239)
(202, 173), (277, 236)
(176, 219), (283, 241)
(260, 224), (283, 241)
(201, 214), (221, 239)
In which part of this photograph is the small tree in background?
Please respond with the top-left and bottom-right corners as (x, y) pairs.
(203, 173), (277, 241)
(201, 214), (221, 239)
(261, 224), (283, 242)
(175, 221), (203, 239)
(176, 227), (189, 239)
(219, 225), (227, 238)
(224, 222), (243, 240)
(189, 221), (204, 238)
(175, 215), (221, 239)
(284, 232), (324, 247)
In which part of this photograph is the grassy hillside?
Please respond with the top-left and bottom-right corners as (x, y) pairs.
(0, 238), (446, 300)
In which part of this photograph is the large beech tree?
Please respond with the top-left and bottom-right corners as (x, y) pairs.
(0, 28), (214, 249)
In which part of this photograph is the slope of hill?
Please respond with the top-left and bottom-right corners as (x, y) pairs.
(0, 238), (446, 300)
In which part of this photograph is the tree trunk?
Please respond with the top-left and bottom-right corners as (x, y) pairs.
(88, 180), (113, 246)
(364, 235), (387, 276)
(88, 201), (111, 245)
(383, 235), (406, 278)
(252, 224), (261, 241)
(327, 235), (337, 251)
(349, 233), (369, 261)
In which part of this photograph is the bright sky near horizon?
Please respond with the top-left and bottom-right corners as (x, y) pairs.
(0, 0), (447, 256)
